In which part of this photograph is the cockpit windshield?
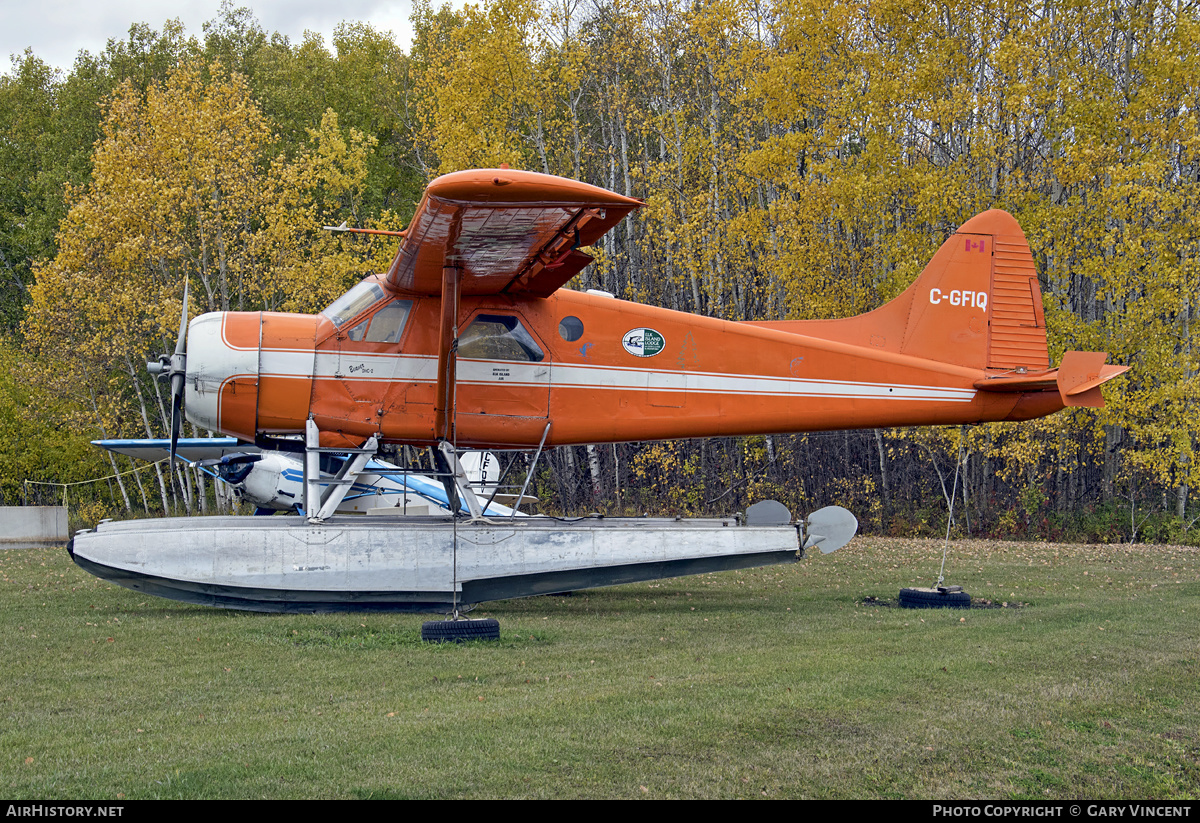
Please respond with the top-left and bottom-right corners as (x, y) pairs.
(321, 281), (384, 328)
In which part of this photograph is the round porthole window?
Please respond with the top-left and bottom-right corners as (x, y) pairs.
(558, 315), (584, 341)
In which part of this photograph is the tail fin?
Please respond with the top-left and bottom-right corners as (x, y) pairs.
(896, 209), (1049, 371)
(757, 209), (1050, 372)
(750, 210), (1128, 403)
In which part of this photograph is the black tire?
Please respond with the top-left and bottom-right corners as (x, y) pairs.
(898, 587), (971, 609)
(421, 617), (501, 643)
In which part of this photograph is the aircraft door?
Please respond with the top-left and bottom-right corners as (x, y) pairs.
(454, 310), (551, 444)
(332, 298), (415, 432)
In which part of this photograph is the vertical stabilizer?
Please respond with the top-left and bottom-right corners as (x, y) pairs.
(750, 209), (1050, 373)
(898, 210), (1049, 371)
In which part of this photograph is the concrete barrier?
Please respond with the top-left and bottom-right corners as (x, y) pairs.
(1, 506), (69, 549)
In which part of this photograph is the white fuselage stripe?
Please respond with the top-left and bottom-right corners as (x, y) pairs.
(252, 351), (979, 403)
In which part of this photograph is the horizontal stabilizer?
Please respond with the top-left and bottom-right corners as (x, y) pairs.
(972, 372), (1057, 392)
(972, 351), (1128, 409)
(1056, 351), (1129, 408)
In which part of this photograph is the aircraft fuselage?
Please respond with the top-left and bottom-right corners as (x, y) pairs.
(184, 279), (1058, 451)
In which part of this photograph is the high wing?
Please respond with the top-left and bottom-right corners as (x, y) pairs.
(94, 438), (248, 462)
(385, 169), (643, 298)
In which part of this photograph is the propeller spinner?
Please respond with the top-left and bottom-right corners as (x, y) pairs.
(146, 279), (189, 463)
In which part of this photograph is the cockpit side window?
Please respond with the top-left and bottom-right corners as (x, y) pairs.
(364, 300), (413, 344)
(346, 318), (369, 342)
(457, 314), (545, 362)
(321, 281), (384, 328)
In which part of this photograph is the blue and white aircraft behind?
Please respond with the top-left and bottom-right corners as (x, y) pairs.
(94, 439), (523, 517)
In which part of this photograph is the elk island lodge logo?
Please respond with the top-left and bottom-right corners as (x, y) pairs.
(622, 328), (666, 357)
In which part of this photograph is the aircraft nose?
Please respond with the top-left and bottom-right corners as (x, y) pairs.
(185, 312), (261, 441)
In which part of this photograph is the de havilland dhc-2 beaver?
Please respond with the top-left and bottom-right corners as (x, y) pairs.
(70, 168), (1128, 621)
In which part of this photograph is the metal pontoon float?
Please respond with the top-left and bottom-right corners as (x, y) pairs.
(69, 510), (838, 613)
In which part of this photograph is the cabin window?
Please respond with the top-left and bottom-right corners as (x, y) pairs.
(346, 318), (369, 342)
(321, 281), (384, 328)
(458, 314), (544, 362)
(558, 316), (584, 341)
(365, 300), (413, 344)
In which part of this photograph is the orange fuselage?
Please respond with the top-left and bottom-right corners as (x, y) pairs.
(184, 281), (1056, 451)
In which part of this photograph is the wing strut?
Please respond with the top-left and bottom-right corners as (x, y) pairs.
(434, 265), (461, 443)
(304, 419), (379, 523)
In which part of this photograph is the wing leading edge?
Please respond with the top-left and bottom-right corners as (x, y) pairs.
(385, 169), (643, 298)
(93, 438), (247, 462)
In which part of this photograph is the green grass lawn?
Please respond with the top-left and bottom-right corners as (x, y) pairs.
(1, 537), (1197, 799)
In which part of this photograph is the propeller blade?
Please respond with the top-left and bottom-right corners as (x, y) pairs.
(174, 278), (189, 356)
(167, 279), (189, 464)
(169, 377), (183, 463)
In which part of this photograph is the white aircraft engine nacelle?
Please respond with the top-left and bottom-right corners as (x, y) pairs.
(237, 452), (302, 511)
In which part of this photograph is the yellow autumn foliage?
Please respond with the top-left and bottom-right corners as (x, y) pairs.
(25, 60), (385, 440)
(11, 0), (1200, 527)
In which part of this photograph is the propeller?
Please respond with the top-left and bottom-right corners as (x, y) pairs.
(190, 453), (263, 485)
(147, 279), (189, 464)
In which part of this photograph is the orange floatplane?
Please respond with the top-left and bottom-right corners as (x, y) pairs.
(184, 169), (1123, 455)
(71, 169), (1127, 620)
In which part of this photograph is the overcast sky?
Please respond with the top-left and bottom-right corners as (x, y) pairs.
(1, 0), (430, 74)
